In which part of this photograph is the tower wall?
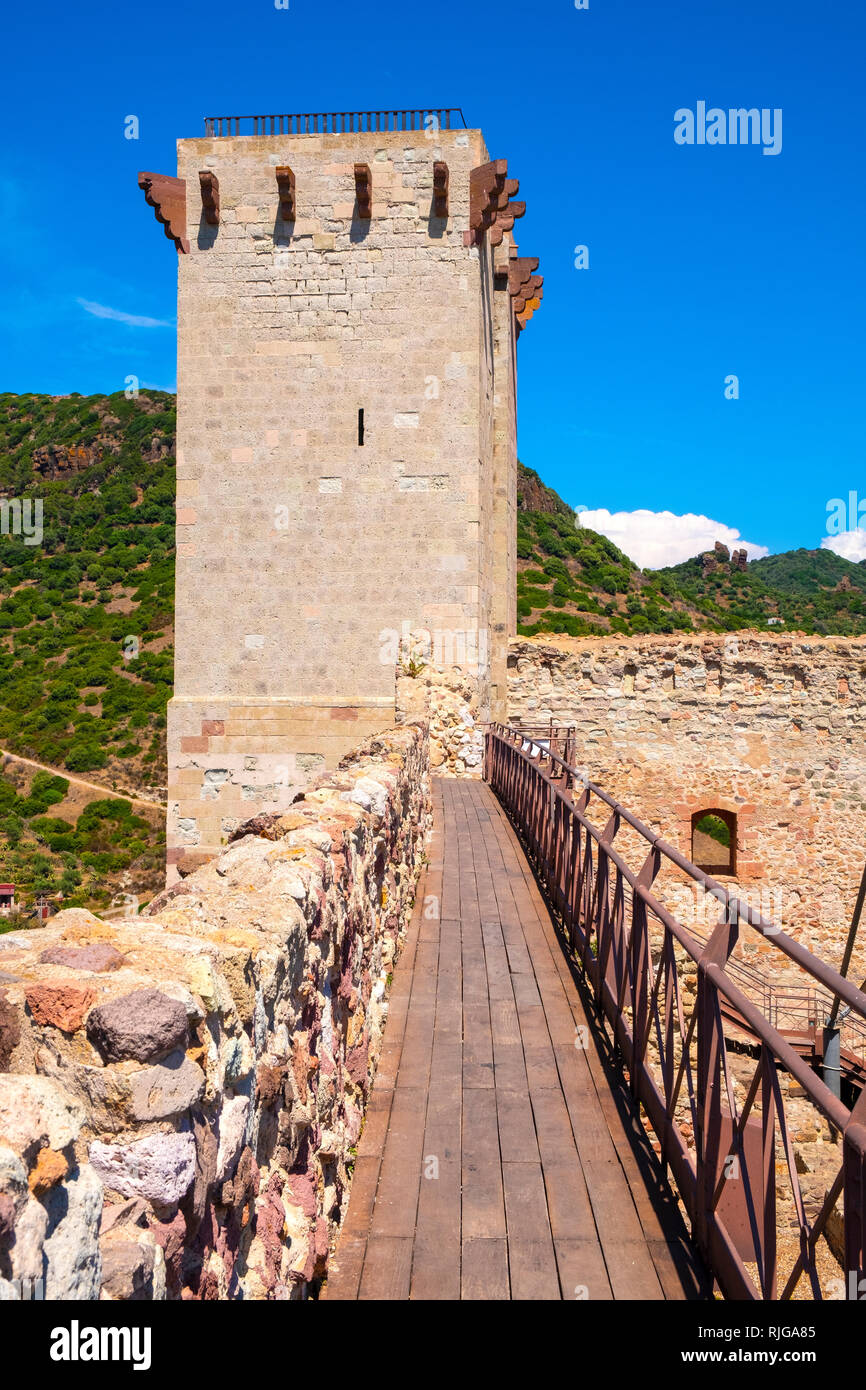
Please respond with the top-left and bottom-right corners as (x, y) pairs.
(166, 126), (521, 876)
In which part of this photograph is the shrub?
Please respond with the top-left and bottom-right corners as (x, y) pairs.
(65, 743), (108, 772)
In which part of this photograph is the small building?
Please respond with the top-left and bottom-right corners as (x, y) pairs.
(33, 892), (63, 923)
(0, 884), (16, 915)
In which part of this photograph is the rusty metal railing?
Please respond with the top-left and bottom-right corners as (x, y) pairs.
(509, 723), (866, 1072)
(485, 722), (866, 1300)
(203, 108), (467, 138)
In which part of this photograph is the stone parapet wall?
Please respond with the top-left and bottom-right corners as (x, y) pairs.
(506, 632), (866, 974)
(0, 723), (430, 1300)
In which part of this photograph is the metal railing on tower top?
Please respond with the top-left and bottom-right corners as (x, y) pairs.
(203, 108), (467, 138)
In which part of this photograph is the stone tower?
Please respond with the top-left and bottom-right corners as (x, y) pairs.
(138, 108), (543, 879)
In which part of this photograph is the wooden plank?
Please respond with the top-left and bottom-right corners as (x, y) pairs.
(523, 1045), (561, 1092)
(531, 1088), (582, 1166)
(338, 1155), (381, 1242)
(323, 1236), (367, 1301)
(502, 1161), (560, 1300)
(368, 1085), (427, 1239)
(647, 1237), (713, 1301)
(462, 1087), (506, 1239)
(496, 1088), (540, 1164)
(553, 1238), (614, 1301)
(358, 1236), (413, 1300)
(355, 1087), (393, 1160)
(598, 1238), (666, 1300)
(542, 1162), (598, 1242)
(462, 1237), (510, 1300)
(412, 1044), (462, 1298)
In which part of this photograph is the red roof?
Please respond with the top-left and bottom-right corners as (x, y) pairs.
(0, 885), (14, 894)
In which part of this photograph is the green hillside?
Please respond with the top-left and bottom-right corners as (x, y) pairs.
(2, 391), (866, 913)
(517, 463), (866, 638)
(0, 390), (173, 914)
(0, 390), (175, 785)
(751, 548), (866, 598)
(0, 764), (159, 928)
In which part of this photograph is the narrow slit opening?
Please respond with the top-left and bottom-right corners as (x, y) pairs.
(358, 408), (365, 446)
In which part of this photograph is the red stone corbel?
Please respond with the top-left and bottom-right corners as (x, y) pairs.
(466, 161), (525, 247)
(510, 253), (543, 333)
(508, 255), (539, 303)
(138, 172), (189, 254)
(199, 171), (220, 226)
(433, 161), (449, 218)
(517, 285), (543, 331)
(488, 199), (525, 247)
(510, 257), (543, 314)
(354, 163), (372, 219)
(516, 282), (543, 333)
(276, 166), (296, 221)
(466, 159), (506, 245)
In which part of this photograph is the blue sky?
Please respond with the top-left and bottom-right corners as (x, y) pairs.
(1, 0), (864, 565)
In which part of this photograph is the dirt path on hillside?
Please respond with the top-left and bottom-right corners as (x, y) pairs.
(0, 748), (164, 812)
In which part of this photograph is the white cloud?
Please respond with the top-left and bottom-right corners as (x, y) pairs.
(821, 530), (866, 562)
(77, 298), (173, 329)
(574, 507), (769, 569)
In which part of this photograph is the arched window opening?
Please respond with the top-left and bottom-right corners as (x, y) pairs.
(691, 808), (737, 875)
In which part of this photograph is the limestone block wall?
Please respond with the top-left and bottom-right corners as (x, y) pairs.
(167, 697), (393, 879)
(169, 125), (518, 872)
(507, 632), (866, 975)
(489, 240), (519, 719)
(0, 723), (430, 1300)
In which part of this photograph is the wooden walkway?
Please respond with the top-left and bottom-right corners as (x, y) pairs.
(325, 778), (710, 1301)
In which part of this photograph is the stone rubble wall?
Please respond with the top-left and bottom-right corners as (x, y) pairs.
(0, 722), (430, 1300)
(506, 631), (866, 978)
(395, 630), (484, 776)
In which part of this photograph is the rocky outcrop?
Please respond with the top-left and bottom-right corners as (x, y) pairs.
(701, 540), (748, 577)
(0, 722), (430, 1300)
(516, 465), (573, 520)
(31, 443), (109, 478)
(31, 432), (172, 479)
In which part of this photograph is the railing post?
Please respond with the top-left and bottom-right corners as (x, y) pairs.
(760, 1044), (778, 1298)
(823, 1024), (842, 1100)
(843, 1088), (866, 1300)
(695, 914), (739, 1278)
(629, 849), (661, 1098)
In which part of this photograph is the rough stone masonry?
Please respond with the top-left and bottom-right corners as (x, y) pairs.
(0, 723), (430, 1299)
(507, 631), (866, 980)
(142, 117), (539, 880)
